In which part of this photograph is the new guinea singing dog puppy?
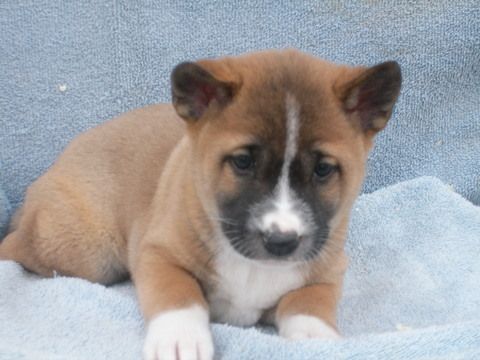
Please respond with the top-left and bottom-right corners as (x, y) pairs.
(0, 49), (401, 360)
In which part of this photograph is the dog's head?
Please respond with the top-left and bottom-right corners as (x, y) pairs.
(171, 50), (401, 263)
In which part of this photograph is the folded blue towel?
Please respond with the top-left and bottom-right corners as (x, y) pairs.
(1, 177), (479, 359)
(0, 187), (10, 239)
(1, 1), (479, 359)
(0, 1), (479, 210)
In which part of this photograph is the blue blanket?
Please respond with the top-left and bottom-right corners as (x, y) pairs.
(1, 177), (479, 359)
(1, 1), (479, 359)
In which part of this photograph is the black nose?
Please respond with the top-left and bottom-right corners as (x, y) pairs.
(262, 231), (300, 257)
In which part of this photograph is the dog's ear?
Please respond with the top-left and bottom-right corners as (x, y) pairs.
(171, 61), (239, 121)
(336, 61), (401, 134)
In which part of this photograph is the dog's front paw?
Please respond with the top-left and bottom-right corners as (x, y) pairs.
(143, 305), (214, 360)
(278, 314), (340, 340)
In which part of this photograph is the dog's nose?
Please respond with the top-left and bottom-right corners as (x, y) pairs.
(262, 230), (300, 257)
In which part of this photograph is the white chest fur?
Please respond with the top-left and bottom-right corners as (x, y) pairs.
(208, 250), (305, 327)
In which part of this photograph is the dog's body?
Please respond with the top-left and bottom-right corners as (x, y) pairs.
(0, 50), (401, 360)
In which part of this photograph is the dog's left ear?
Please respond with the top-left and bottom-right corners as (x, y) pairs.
(336, 61), (402, 134)
(171, 61), (239, 121)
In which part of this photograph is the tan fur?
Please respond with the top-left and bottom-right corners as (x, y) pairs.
(276, 283), (341, 329)
(0, 50), (400, 355)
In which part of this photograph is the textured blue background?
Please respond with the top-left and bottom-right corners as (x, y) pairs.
(0, 3), (479, 357)
(0, 1), (479, 214)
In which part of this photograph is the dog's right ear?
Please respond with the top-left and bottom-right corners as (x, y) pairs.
(171, 61), (239, 121)
(335, 61), (402, 135)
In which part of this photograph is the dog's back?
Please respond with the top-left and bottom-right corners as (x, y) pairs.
(0, 104), (184, 284)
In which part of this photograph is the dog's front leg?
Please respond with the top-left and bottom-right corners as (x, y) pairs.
(275, 283), (341, 341)
(133, 245), (213, 360)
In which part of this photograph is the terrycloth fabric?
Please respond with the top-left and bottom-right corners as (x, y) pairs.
(0, 187), (10, 239)
(0, 1), (479, 211)
(1, 177), (479, 359)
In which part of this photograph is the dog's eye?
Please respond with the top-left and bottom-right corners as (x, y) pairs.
(314, 162), (336, 180)
(230, 154), (254, 173)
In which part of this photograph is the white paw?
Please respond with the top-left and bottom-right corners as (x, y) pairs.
(278, 314), (341, 340)
(143, 305), (214, 360)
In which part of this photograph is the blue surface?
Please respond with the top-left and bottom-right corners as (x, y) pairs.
(0, 2), (479, 359)
(0, 188), (10, 239)
(1, 177), (479, 359)
(0, 1), (479, 214)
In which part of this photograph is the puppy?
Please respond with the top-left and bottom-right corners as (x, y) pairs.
(0, 49), (401, 360)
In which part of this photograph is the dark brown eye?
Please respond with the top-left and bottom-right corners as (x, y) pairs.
(314, 162), (336, 180)
(231, 154), (254, 173)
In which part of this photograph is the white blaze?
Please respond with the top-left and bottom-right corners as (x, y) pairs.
(261, 93), (305, 234)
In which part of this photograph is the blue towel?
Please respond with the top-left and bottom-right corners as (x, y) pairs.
(1, 1), (479, 359)
(1, 177), (479, 359)
(0, 1), (479, 210)
(0, 187), (10, 239)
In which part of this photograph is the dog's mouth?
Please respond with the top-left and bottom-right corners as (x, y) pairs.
(220, 223), (327, 263)
(260, 230), (300, 257)
(217, 189), (332, 263)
